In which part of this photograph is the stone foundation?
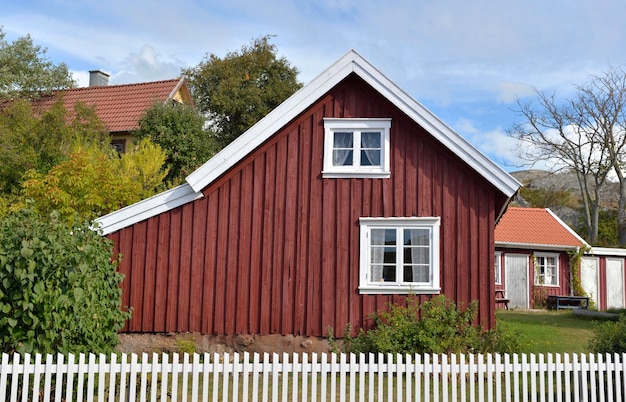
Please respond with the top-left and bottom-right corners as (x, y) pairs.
(116, 333), (332, 356)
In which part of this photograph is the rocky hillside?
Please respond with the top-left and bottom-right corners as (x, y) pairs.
(509, 169), (620, 241)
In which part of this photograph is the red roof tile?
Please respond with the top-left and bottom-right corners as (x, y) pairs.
(31, 78), (190, 133)
(495, 207), (587, 248)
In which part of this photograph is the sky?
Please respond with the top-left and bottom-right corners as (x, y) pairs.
(4, 0), (626, 172)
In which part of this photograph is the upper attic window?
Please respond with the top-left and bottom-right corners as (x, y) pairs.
(322, 118), (391, 178)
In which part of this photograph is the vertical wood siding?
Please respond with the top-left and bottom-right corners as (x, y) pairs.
(111, 75), (502, 335)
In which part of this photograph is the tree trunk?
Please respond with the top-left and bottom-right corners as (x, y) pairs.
(619, 180), (626, 246)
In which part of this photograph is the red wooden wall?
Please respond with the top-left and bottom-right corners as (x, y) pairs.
(109, 74), (505, 336)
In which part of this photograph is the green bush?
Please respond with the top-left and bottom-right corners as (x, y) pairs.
(330, 295), (521, 355)
(0, 208), (132, 354)
(588, 314), (626, 353)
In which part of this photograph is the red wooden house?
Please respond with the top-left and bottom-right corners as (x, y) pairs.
(96, 50), (520, 339)
(29, 73), (193, 152)
(494, 207), (589, 309)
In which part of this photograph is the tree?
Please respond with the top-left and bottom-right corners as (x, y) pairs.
(0, 208), (131, 354)
(0, 98), (108, 195)
(183, 36), (302, 149)
(509, 88), (614, 245)
(135, 102), (216, 184)
(17, 140), (168, 225)
(0, 28), (75, 100)
(573, 67), (626, 246)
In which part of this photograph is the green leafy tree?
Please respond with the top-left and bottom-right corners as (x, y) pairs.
(0, 98), (108, 195)
(0, 27), (75, 100)
(0, 208), (131, 354)
(135, 102), (216, 184)
(183, 35), (302, 148)
(18, 139), (167, 224)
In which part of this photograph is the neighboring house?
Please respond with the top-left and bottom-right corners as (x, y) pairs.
(31, 71), (193, 152)
(581, 248), (626, 310)
(494, 207), (589, 309)
(96, 50), (520, 338)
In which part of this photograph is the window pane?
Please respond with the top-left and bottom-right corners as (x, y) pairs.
(334, 132), (353, 147)
(333, 132), (353, 166)
(383, 247), (396, 263)
(404, 265), (429, 283)
(361, 132), (381, 167)
(371, 229), (391, 245)
(404, 247), (429, 264)
(383, 265), (396, 282)
(371, 265), (384, 282)
(333, 150), (352, 166)
(361, 132), (381, 148)
(361, 150), (380, 166)
(405, 229), (429, 245)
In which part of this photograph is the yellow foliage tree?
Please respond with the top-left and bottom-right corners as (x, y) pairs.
(17, 139), (168, 224)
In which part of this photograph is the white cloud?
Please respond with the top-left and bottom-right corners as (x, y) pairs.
(111, 45), (184, 84)
(495, 82), (536, 104)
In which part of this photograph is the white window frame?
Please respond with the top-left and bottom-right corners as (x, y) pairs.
(534, 252), (559, 286)
(359, 217), (441, 294)
(323, 118), (391, 178)
(495, 251), (502, 285)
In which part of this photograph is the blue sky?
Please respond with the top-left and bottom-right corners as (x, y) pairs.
(5, 0), (626, 171)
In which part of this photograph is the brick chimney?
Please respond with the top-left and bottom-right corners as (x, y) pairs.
(89, 70), (110, 87)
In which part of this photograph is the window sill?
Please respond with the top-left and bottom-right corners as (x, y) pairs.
(359, 286), (441, 295)
(533, 284), (559, 288)
(322, 171), (390, 179)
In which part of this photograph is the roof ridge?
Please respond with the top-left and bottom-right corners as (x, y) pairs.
(60, 78), (182, 93)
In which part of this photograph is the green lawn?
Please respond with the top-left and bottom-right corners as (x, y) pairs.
(496, 309), (612, 354)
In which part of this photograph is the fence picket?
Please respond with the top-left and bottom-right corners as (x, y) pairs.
(1, 351), (626, 401)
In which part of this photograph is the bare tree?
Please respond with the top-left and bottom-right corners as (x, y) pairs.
(509, 90), (612, 244)
(575, 67), (626, 246)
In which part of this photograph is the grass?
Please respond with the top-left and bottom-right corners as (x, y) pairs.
(496, 309), (612, 354)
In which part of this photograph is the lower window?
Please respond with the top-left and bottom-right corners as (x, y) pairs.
(359, 217), (441, 294)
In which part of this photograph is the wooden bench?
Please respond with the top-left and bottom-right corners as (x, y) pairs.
(495, 289), (509, 310)
(547, 295), (589, 310)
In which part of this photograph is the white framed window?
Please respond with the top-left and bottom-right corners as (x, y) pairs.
(323, 118), (391, 178)
(359, 217), (440, 294)
(534, 253), (559, 286)
(494, 251), (502, 285)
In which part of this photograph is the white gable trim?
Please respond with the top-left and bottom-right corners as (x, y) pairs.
(95, 184), (202, 235)
(96, 50), (520, 235)
(545, 208), (590, 248)
(187, 50), (520, 196)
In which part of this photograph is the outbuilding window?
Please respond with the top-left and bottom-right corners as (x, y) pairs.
(534, 253), (558, 286)
(323, 118), (391, 178)
(359, 217), (440, 294)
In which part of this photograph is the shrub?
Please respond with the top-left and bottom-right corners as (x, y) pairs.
(0, 208), (132, 354)
(330, 295), (521, 355)
(588, 314), (626, 353)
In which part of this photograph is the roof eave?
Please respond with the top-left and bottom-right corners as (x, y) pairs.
(495, 241), (584, 251)
(94, 184), (203, 235)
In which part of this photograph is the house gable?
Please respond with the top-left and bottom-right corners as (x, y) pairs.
(97, 50), (519, 235)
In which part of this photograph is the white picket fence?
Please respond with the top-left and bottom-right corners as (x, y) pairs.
(0, 351), (624, 402)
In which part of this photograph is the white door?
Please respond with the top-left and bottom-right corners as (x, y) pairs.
(581, 257), (599, 308)
(606, 258), (625, 309)
(505, 254), (529, 309)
